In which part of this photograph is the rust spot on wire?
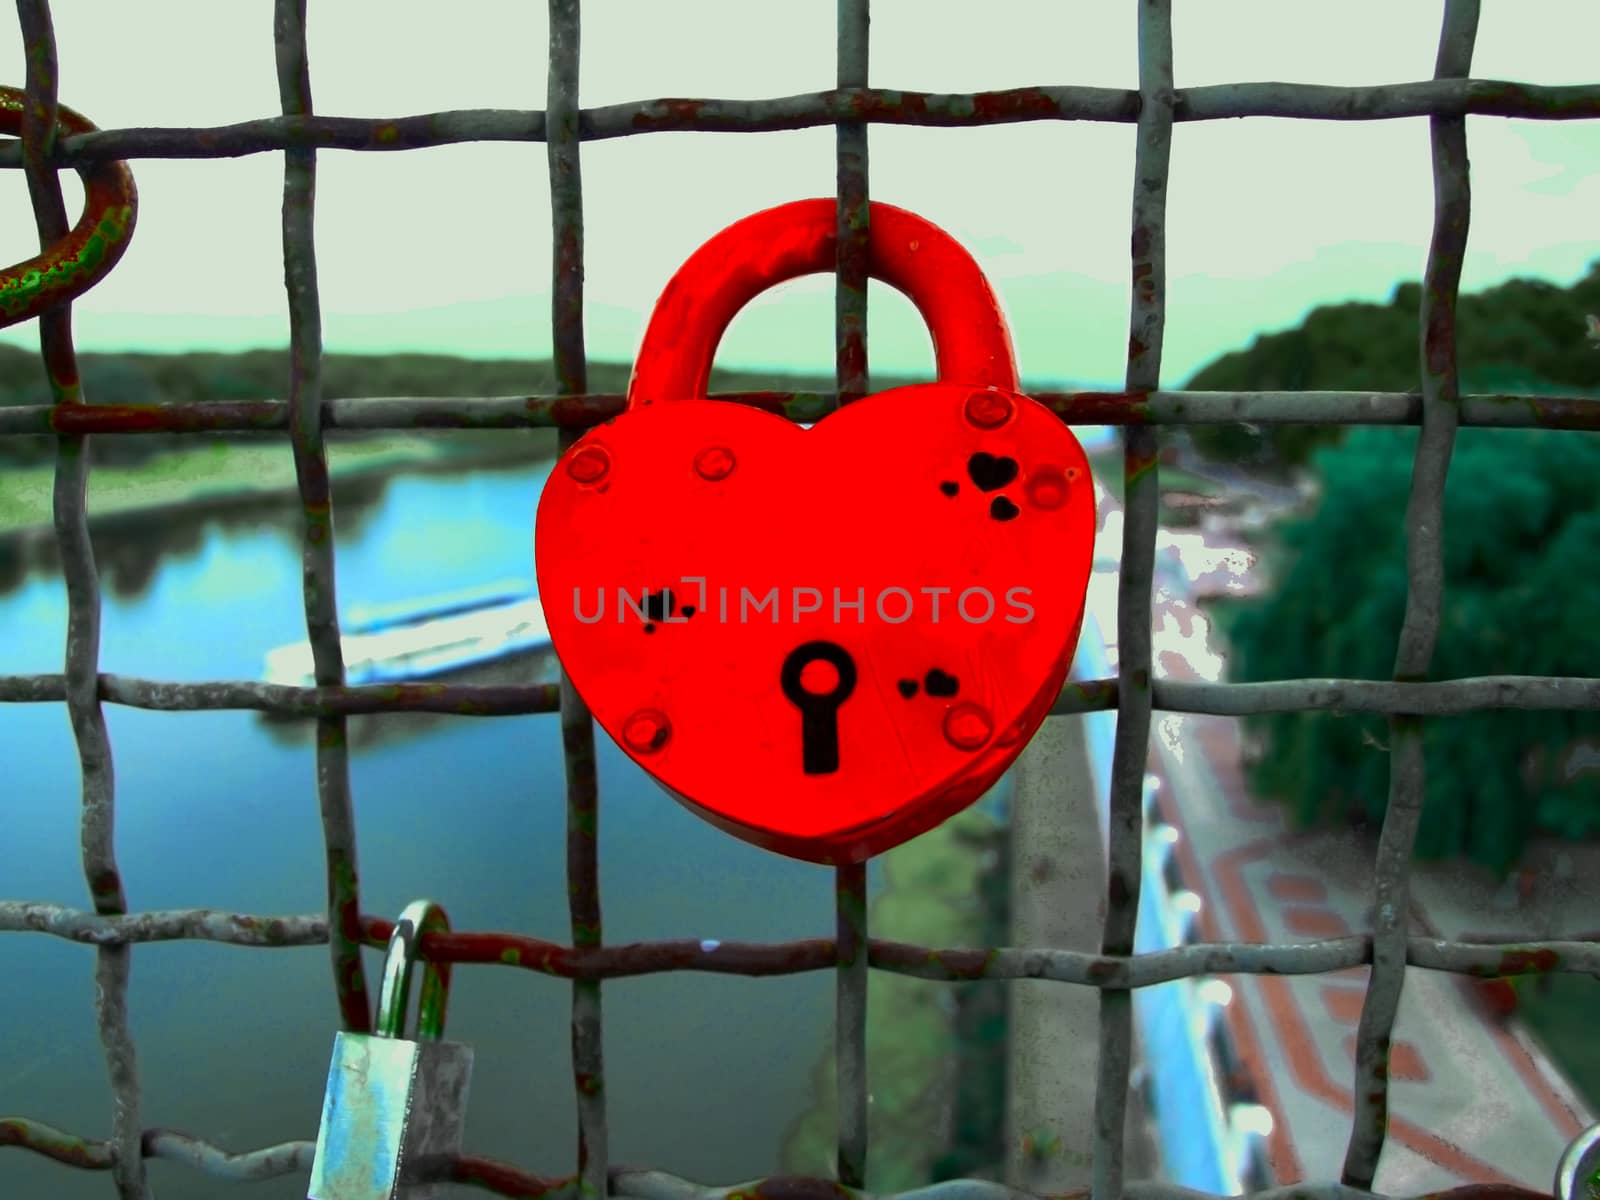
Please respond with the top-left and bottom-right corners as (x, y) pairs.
(448, 1155), (574, 1197)
(232, 914), (292, 945)
(632, 98), (706, 129)
(734, 1178), (854, 1200)
(972, 87), (1062, 121)
(86, 867), (123, 909)
(0, 1118), (112, 1168)
(924, 947), (995, 980)
(1034, 391), (1152, 425)
(1051, 677), (1120, 715)
(48, 401), (283, 435)
(1526, 395), (1600, 429)
(1369, 1035), (1391, 1082)
(1087, 957), (1124, 984)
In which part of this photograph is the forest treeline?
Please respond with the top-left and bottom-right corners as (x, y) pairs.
(0, 346), (867, 467)
(2, 257), (1596, 468)
(1186, 258), (1600, 467)
(1207, 259), (1600, 874)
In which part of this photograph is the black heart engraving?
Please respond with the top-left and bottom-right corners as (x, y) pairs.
(897, 679), (919, 699)
(967, 452), (1018, 493)
(924, 668), (960, 698)
(990, 496), (1020, 522)
(643, 588), (675, 620)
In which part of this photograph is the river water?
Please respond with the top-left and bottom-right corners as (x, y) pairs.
(1, 458), (882, 1199)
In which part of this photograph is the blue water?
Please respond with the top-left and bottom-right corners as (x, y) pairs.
(1, 422), (1121, 1198)
(1, 461), (869, 1199)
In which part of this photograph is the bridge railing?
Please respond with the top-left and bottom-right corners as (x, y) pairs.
(1, 1), (1599, 1198)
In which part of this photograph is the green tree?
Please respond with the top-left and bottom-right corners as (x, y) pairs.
(1187, 260), (1600, 468)
(1216, 424), (1600, 875)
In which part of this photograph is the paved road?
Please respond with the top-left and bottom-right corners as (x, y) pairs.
(1086, 476), (1595, 1193)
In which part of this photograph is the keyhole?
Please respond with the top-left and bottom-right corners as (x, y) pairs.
(780, 641), (857, 775)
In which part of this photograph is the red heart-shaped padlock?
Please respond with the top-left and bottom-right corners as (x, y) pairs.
(535, 199), (1095, 864)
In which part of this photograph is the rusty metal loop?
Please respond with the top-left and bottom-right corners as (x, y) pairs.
(0, 85), (137, 329)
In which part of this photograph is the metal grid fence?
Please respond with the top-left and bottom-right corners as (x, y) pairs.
(2, 0), (1599, 1197)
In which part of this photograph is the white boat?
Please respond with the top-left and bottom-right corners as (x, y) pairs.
(261, 578), (552, 687)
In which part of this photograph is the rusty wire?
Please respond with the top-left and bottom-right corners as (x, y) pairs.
(273, 0), (375, 1048)
(0, 79), (1598, 171)
(834, 0), (873, 1188)
(1, 906), (1596, 985)
(1092, 3), (1173, 1197)
(1341, 1), (1479, 1187)
(14, 0), (143, 1196)
(2, 388), (1599, 438)
(545, 4), (608, 1198)
(2, 0), (1600, 1198)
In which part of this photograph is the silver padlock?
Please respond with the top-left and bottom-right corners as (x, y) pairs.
(308, 900), (473, 1200)
(1556, 1122), (1600, 1200)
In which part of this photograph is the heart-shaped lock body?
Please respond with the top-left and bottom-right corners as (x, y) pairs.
(535, 199), (1096, 864)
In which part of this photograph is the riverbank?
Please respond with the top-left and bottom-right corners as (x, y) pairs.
(0, 430), (552, 541)
(779, 804), (1011, 1190)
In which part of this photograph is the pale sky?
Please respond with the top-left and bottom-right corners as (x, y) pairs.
(1, 2), (1597, 388)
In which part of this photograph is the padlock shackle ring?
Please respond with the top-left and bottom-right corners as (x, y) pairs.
(375, 899), (453, 1042)
(627, 199), (1020, 408)
(0, 86), (137, 330)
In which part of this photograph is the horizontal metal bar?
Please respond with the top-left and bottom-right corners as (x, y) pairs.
(0, 78), (1595, 168)
(0, 1116), (1560, 1200)
(3, 391), (1597, 439)
(4, 901), (1593, 983)
(1056, 675), (1600, 717)
(0, 1119), (311, 1179)
(3, 672), (1596, 719)
(611, 1173), (1559, 1200)
(0, 674), (562, 714)
(144, 1130), (313, 1182)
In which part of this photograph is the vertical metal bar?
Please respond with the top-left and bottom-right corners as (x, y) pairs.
(1095, 2), (1173, 1198)
(548, 2), (608, 1196)
(274, 0), (372, 1035)
(835, 0), (871, 1189)
(834, 861), (869, 1188)
(1340, 0), (1478, 1187)
(15, 6), (146, 1195)
(835, 0), (870, 406)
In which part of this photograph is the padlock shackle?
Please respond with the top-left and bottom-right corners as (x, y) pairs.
(627, 199), (1020, 408)
(375, 899), (453, 1042)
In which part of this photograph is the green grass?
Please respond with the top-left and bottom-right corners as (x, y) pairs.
(0, 432), (522, 535)
(780, 809), (1000, 1191)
